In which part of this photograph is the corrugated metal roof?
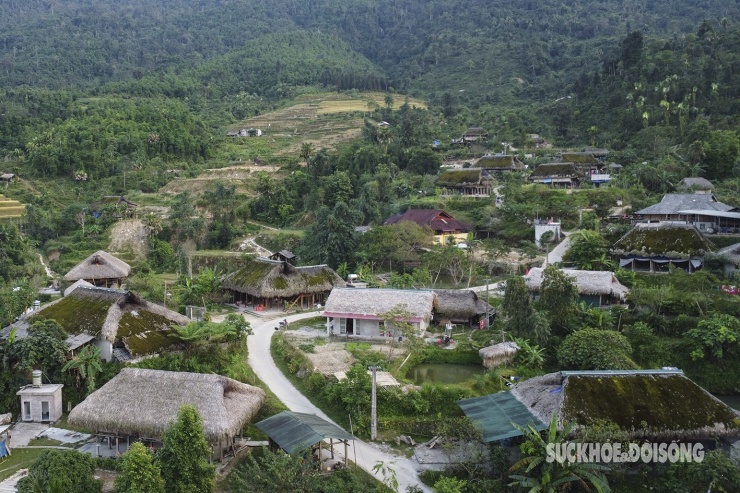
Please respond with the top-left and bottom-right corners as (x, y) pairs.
(636, 194), (734, 215)
(255, 411), (354, 454)
(678, 210), (740, 219)
(458, 392), (546, 442)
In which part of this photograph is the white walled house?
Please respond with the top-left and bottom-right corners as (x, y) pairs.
(323, 288), (436, 338)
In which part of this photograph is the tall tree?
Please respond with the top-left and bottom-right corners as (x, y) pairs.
(115, 442), (166, 493)
(502, 276), (549, 343)
(539, 265), (579, 336)
(299, 202), (361, 269)
(159, 405), (215, 493)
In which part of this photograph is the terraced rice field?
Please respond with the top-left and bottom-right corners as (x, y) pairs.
(0, 194), (25, 220)
(168, 92), (426, 196)
(226, 91), (426, 158)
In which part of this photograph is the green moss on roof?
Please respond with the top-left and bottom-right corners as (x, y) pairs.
(562, 375), (739, 432)
(530, 163), (579, 177)
(272, 277), (288, 290)
(122, 329), (178, 356)
(226, 259), (275, 287)
(613, 227), (714, 257)
(478, 155), (514, 167)
(562, 153), (597, 164)
(304, 269), (336, 287)
(437, 169), (482, 185)
(32, 297), (111, 336)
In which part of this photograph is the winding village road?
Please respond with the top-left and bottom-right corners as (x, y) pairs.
(246, 311), (433, 493)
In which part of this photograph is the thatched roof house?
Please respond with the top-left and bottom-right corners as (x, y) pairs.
(611, 223), (715, 272)
(1, 286), (188, 361)
(323, 288), (437, 337)
(510, 370), (739, 441)
(222, 257), (344, 310)
(479, 341), (519, 369)
(63, 251), (131, 288)
(524, 267), (629, 307)
(432, 289), (491, 326)
(69, 368), (265, 446)
(476, 154), (526, 172)
(528, 163), (582, 188)
(437, 169), (493, 197)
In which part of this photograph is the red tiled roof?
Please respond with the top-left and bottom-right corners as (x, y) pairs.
(383, 209), (470, 233)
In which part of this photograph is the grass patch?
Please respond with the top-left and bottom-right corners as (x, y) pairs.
(0, 448), (46, 481)
(27, 437), (62, 447)
(54, 414), (95, 433)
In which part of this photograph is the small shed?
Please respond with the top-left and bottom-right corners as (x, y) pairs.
(432, 289), (491, 326)
(18, 372), (63, 423)
(479, 341), (520, 369)
(256, 411), (354, 460)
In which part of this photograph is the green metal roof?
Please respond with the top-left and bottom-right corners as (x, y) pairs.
(255, 411), (354, 454)
(458, 392), (546, 442)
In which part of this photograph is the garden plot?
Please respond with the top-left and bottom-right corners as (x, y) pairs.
(304, 342), (355, 376)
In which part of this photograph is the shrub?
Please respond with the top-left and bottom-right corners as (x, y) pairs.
(16, 450), (102, 493)
(557, 328), (637, 370)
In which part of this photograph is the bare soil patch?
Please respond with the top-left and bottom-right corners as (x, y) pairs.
(108, 219), (148, 260)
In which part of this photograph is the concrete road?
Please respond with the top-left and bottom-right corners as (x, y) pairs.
(247, 311), (432, 492)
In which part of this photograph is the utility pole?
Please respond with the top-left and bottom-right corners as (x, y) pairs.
(369, 365), (380, 441)
(485, 278), (490, 328)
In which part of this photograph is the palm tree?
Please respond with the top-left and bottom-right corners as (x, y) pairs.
(509, 415), (611, 493)
(62, 345), (102, 395)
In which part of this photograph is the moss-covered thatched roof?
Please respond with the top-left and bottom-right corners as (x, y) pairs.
(611, 223), (715, 258)
(436, 169), (486, 186)
(529, 162), (580, 178)
(512, 371), (740, 440)
(68, 368), (265, 441)
(476, 155), (526, 170)
(222, 258), (344, 298)
(561, 152), (598, 164)
(28, 286), (187, 356)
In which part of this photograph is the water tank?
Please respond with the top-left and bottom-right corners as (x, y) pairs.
(32, 370), (42, 387)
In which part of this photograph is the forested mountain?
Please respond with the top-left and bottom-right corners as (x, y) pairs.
(0, 0), (736, 105)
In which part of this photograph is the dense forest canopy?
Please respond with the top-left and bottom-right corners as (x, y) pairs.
(0, 0), (736, 102)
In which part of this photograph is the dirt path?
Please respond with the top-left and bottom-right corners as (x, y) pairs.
(246, 311), (432, 492)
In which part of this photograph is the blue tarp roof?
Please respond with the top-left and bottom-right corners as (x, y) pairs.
(458, 391), (546, 442)
(255, 411), (354, 454)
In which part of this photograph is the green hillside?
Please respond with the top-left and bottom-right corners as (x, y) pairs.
(0, 0), (735, 105)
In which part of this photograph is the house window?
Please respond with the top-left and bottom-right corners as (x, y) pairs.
(23, 401), (31, 421)
(339, 318), (347, 335)
(41, 401), (50, 421)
